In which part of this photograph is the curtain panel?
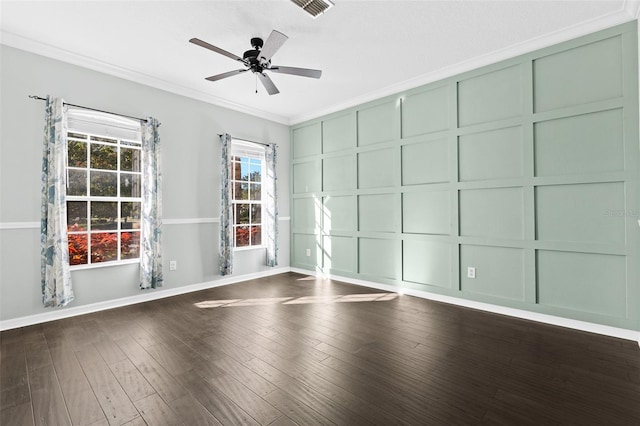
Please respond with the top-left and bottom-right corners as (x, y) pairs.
(140, 117), (163, 289)
(219, 133), (234, 275)
(40, 96), (75, 307)
(264, 144), (278, 267)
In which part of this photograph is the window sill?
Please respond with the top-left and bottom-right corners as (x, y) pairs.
(234, 245), (265, 252)
(70, 258), (140, 271)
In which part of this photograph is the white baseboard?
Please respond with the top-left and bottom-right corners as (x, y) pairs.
(0, 267), (290, 331)
(290, 268), (640, 346)
(3, 266), (639, 348)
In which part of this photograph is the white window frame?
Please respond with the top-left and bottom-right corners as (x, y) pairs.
(66, 108), (143, 269)
(230, 139), (266, 251)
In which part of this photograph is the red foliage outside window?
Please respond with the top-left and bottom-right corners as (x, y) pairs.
(68, 227), (139, 265)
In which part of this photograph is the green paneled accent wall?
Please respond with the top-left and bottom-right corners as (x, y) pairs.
(458, 126), (524, 181)
(403, 240), (452, 288)
(359, 194), (397, 233)
(323, 154), (355, 191)
(402, 191), (451, 235)
(401, 137), (449, 185)
(534, 109), (625, 176)
(291, 22), (639, 330)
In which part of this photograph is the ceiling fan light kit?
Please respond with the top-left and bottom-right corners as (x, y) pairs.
(290, 0), (335, 18)
(189, 30), (322, 95)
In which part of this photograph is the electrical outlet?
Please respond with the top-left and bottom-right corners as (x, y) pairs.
(170, 260), (177, 271)
(467, 267), (476, 279)
(305, 248), (311, 257)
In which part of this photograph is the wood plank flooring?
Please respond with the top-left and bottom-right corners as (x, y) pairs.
(1, 272), (639, 425)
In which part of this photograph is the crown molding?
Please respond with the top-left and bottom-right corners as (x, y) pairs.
(290, 7), (637, 125)
(0, 31), (290, 126)
(624, 0), (640, 18)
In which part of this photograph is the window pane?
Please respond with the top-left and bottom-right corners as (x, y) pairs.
(234, 204), (250, 224)
(121, 202), (141, 229)
(235, 226), (250, 247)
(120, 173), (141, 198)
(91, 232), (118, 263)
(68, 234), (89, 265)
(68, 169), (87, 196)
(235, 183), (248, 200)
(90, 171), (117, 196)
(67, 201), (87, 231)
(121, 231), (140, 260)
(249, 161), (261, 182)
(240, 158), (250, 180)
(90, 144), (117, 170)
(68, 140), (87, 167)
(91, 202), (118, 230)
(120, 148), (141, 172)
(251, 226), (262, 245)
(250, 183), (261, 201)
(250, 204), (262, 224)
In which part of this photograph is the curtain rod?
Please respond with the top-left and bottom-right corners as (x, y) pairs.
(218, 134), (275, 147)
(29, 95), (148, 123)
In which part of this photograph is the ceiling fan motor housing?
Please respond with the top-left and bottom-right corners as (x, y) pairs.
(244, 37), (269, 73)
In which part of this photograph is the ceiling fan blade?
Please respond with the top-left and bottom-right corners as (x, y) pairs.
(269, 66), (322, 79)
(189, 38), (246, 64)
(205, 69), (249, 82)
(257, 30), (288, 63)
(257, 72), (280, 95)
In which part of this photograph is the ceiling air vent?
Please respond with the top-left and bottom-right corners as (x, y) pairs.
(290, 0), (334, 18)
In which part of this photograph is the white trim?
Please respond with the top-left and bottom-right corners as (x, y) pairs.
(0, 31), (289, 126)
(623, 0), (640, 19)
(0, 267), (290, 331)
(70, 258), (139, 271)
(289, 268), (640, 346)
(0, 222), (39, 230)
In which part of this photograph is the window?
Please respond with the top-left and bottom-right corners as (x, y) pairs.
(230, 140), (265, 249)
(65, 108), (142, 267)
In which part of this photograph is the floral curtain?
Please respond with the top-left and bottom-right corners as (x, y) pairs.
(140, 117), (163, 289)
(40, 96), (75, 307)
(264, 144), (278, 267)
(219, 133), (234, 275)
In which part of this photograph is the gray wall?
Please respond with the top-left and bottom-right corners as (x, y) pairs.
(290, 22), (640, 330)
(0, 46), (290, 322)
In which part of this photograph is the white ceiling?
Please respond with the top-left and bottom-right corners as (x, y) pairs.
(1, 1), (639, 125)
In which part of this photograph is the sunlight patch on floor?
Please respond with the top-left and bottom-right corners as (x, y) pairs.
(194, 293), (398, 308)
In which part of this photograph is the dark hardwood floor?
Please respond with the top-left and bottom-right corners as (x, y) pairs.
(1, 272), (639, 425)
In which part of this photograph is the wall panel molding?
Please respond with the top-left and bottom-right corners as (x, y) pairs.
(291, 21), (639, 331)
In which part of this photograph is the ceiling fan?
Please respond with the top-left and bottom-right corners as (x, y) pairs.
(189, 30), (322, 95)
